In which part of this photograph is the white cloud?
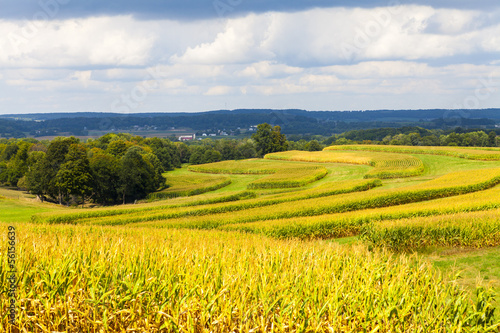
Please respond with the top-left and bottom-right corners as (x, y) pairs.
(323, 61), (434, 79)
(171, 14), (275, 65)
(239, 61), (302, 79)
(1, 5), (500, 113)
(172, 6), (500, 65)
(204, 86), (234, 96)
(0, 16), (156, 68)
(71, 70), (92, 88)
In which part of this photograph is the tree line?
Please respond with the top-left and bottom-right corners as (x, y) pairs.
(327, 127), (500, 147)
(0, 135), (169, 205)
(0, 124), (290, 205)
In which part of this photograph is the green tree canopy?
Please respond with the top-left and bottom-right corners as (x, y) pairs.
(306, 140), (322, 151)
(252, 123), (288, 157)
(26, 152), (51, 201)
(55, 144), (93, 206)
(89, 152), (120, 205)
(118, 148), (158, 204)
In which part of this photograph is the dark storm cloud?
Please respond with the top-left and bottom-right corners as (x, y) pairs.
(1, 0), (499, 21)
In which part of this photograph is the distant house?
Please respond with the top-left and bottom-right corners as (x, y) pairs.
(178, 134), (196, 141)
(209, 134), (216, 137)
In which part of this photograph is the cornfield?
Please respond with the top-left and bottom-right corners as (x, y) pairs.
(33, 179), (382, 226)
(265, 150), (424, 179)
(361, 209), (500, 251)
(0, 224), (497, 331)
(189, 159), (331, 189)
(5, 146), (500, 330)
(325, 145), (500, 161)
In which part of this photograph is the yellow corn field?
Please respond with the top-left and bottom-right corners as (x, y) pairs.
(4, 146), (500, 330)
(325, 144), (500, 160)
(189, 159), (330, 189)
(265, 150), (425, 178)
(0, 224), (497, 331)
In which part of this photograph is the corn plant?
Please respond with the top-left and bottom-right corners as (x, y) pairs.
(0, 224), (497, 331)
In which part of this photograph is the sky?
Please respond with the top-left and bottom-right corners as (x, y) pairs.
(1, 0), (500, 114)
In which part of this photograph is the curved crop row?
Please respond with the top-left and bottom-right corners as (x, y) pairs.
(189, 158), (330, 189)
(247, 166), (328, 189)
(365, 155), (424, 179)
(147, 174), (231, 200)
(60, 179), (382, 226)
(325, 144), (500, 161)
(31, 191), (257, 224)
(265, 150), (424, 179)
(188, 159), (278, 174)
(360, 209), (500, 251)
(265, 150), (373, 165)
(128, 169), (500, 230)
(33, 179), (381, 225)
(222, 177), (500, 240)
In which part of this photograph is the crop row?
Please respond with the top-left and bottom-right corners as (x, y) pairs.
(247, 166), (328, 189)
(31, 191), (257, 224)
(360, 209), (500, 251)
(59, 179), (382, 226)
(147, 175), (231, 200)
(1, 224), (496, 331)
(221, 179), (500, 240)
(265, 150), (425, 179)
(325, 144), (500, 161)
(265, 150), (373, 165)
(189, 158), (330, 189)
(128, 168), (500, 230)
(188, 159), (279, 174)
(365, 154), (424, 179)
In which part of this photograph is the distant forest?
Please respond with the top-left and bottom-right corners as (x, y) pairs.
(0, 109), (499, 138)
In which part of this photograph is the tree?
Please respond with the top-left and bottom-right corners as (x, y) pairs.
(252, 123), (288, 157)
(237, 141), (257, 159)
(45, 137), (80, 202)
(189, 146), (205, 165)
(202, 149), (222, 164)
(46, 137), (79, 168)
(1, 142), (31, 186)
(55, 144), (93, 206)
(421, 135), (440, 146)
(488, 131), (497, 147)
(106, 139), (130, 158)
(0, 144), (18, 161)
(143, 153), (167, 191)
(271, 125), (288, 153)
(306, 140), (322, 151)
(118, 148), (157, 204)
(175, 142), (191, 163)
(216, 139), (237, 160)
(26, 152), (51, 202)
(89, 152), (120, 205)
(144, 137), (179, 171)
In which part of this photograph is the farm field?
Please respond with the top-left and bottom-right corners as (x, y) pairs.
(146, 169), (232, 200)
(2, 145), (500, 331)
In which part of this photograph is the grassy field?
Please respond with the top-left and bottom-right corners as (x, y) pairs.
(2, 145), (500, 331)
